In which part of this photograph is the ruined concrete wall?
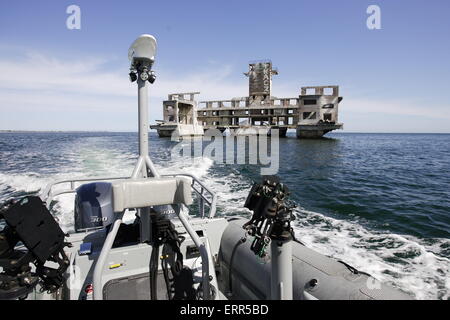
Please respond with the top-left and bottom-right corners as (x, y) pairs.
(298, 86), (340, 125)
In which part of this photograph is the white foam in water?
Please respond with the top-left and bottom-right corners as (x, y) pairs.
(0, 172), (51, 194)
(1, 138), (448, 300)
(293, 209), (450, 300)
(158, 156), (214, 179)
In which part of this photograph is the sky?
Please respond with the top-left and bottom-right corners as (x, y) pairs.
(0, 0), (449, 133)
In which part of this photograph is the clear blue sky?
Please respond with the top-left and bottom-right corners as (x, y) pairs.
(0, 0), (449, 132)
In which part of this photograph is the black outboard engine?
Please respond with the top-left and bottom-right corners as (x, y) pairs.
(74, 182), (115, 232)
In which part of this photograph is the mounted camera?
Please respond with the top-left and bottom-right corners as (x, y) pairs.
(243, 176), (296, 258)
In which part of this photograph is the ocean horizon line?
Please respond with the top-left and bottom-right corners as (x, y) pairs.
(1, 130), (449, 135)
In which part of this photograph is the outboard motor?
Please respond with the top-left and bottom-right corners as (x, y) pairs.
(74, 182), (114, 232)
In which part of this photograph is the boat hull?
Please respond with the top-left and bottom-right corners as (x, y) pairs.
(217, 218), (412, 300)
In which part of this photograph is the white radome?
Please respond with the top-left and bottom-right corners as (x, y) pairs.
(128, 34), (157, 63)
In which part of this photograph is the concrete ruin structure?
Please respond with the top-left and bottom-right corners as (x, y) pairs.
(150, 92), (204, 137)
(151, 60), (343, 138)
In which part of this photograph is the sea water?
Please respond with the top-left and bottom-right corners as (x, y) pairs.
(0, 131), (448, 300)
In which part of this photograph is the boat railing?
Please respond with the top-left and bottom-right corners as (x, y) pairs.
(41, 173), (217, 219)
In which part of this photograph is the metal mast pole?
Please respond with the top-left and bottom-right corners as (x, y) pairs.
(270, 238), (293, 300)
(134, 66), (159, 243)
(133, 68), (159, 180)
(138, 77), (149, 171)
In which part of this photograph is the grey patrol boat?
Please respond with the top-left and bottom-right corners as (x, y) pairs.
(0, 35), (412, 301)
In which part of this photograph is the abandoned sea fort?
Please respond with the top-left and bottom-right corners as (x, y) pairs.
(151, 61), (343, 138)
